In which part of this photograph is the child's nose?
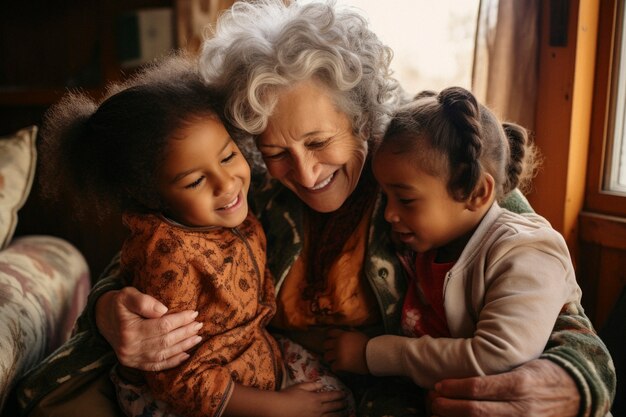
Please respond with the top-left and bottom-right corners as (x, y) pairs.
(213, 171), (237, 196)
(384, 204), (400, 223)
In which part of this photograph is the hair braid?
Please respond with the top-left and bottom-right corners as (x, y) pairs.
(438, 87), (483, 200)
(380, 86), (540, 201)
(502, 122), (540, 195)
(414, 90), (436, 100)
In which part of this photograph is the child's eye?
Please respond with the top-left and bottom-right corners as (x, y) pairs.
(222, 151), (237, 163)
(185, 176), (204, 189)
(398, 198), (416, 205)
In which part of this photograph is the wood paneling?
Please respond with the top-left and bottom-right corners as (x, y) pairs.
(578, 212), (626, 327)
(529, 0), (599, 259)
(578, 0), (626, 329)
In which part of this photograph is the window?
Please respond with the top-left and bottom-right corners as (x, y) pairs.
(605, 0), (626, 194)
(300, 0), (479, 93)
(579, 0), (626, 334)
(586, 0), (626, 216)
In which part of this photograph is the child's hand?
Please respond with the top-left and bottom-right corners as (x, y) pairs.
(323, 329), (370, 374)
(278, 382), (348, 417)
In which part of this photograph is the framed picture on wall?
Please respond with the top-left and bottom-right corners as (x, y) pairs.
(175, 0), (235, 54)
(116, 7), (175, 68)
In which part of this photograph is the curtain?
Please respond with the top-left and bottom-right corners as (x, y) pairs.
(175, 0), (237, 55)
(472, 0), (540, 130)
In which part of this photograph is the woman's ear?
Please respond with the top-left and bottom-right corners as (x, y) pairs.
(466, 173), (495, 211)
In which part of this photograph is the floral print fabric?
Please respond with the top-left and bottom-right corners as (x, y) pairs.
(0, 126), (37, 250)
(112, 335), (356, 417)
(0, 236), (89, 410)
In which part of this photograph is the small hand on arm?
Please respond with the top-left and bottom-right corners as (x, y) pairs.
(428, 359), (580, 417)
(95, 286), (203, 371)
(323, 329), (370, 375)
(224, 382), (348, 417)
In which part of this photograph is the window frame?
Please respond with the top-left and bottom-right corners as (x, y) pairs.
(586, 0), (626, 216)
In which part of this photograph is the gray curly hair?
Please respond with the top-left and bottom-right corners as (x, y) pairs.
(199, 0), (403, 143)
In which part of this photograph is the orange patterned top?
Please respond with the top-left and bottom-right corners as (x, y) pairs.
(272, 202), (380, 330)
(120, 212), (282, 417)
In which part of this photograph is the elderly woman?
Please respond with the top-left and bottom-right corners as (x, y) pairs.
(18, 1), (614, 417)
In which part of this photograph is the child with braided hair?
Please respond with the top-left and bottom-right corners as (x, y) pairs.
(323, 86), (583, 391)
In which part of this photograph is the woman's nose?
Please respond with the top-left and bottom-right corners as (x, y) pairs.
(291, 154), (320, 188)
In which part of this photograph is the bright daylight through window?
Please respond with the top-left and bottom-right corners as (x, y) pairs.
(606, 1), (626, 194)
(299, 0), (479, 94)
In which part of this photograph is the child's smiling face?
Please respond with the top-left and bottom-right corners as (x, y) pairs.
(157, 117), (251, 228)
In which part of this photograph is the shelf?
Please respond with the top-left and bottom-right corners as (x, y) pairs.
(0, 87), (103, 107)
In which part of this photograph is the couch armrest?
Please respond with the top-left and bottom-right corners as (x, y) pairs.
(0, 236), (90, 410)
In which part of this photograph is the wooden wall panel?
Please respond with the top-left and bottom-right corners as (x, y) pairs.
(578, 211), (626, 328)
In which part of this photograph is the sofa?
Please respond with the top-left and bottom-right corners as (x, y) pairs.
(0, 126), (91, 416)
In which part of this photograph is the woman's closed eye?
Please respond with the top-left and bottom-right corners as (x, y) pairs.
(263, 150), (287, 161)
(306, 139), (330, 150)
(185, 176), (205, 189)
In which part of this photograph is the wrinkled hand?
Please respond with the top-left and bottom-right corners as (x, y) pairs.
(278, 382), (348, 417)
(323, 329), (370, 375)
(95, 287), (203, 371)
(429, 359), (580, 417)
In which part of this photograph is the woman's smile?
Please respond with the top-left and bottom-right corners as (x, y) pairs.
(305, 171), (336, 191)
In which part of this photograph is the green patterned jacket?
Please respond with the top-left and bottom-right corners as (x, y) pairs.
(16, 179), (615, 417)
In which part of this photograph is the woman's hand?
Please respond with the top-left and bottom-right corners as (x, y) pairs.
(429, 359), (580, 417)
(323, 329), (370, 375)
(95, 287), (203, 371)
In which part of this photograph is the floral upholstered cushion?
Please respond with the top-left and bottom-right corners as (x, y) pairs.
(0, 236), (90, 411)
(0, 126), (37, 250)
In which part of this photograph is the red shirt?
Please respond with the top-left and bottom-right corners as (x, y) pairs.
(401, 250), (453, 338)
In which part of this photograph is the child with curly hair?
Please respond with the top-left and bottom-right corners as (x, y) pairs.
(39, 55), (352, 417)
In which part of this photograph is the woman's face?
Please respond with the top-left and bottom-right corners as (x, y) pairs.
(258, 80), (368, 213)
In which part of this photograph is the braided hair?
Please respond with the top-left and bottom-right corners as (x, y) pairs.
(380, 86), (538, 201)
